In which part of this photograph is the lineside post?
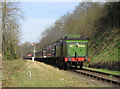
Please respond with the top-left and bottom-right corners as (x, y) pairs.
(32, 43), (36, 61)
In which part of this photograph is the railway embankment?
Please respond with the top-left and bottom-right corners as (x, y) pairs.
(2, 59), (115, 87)
(88, 29), (119, 71)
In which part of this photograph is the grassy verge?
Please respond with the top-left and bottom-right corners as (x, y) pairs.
(89, 29), (119, 63)
(2, 59), (112, 87)
(90, 46), (119, 63)
(87, 34), (119, 71)
(2, 59), (28, 87)
(83, 67), (120, 75)
(90, 36), (119, 63)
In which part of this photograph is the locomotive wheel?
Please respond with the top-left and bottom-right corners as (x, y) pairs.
(75, 65), (78, 69)
(68, 62), (72, 69)
(75, 62), (78, 69)
(64, 62), (68, 70)
(79, 62), (83, 69)
(57, 58), (62, 69)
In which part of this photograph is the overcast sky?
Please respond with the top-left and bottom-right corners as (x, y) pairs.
(20, 2), (79, 44)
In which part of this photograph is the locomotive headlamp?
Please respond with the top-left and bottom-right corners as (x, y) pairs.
(78, 45), (85, 47)
(85, 57), (88, 61)
(70, 45), (74, 47)
(68, 57), (72, 61)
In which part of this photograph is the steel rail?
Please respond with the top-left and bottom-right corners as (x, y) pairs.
(72, 70), (120, 86)
(83, 68), (120, 78)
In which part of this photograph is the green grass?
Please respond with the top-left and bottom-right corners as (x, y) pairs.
(84, 67), (120, 75)
(2, 59), (111, 87)
(2, 59), (28, 87)
(89, 35), (119, 63)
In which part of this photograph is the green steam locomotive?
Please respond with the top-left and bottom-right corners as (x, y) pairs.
(35, 35), (90, 69)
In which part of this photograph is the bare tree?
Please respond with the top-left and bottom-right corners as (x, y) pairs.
(0, 1), (2, 55)
(2, 1), (24, 59)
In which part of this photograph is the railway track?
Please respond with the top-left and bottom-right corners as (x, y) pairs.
(70, 68), (120, 86)
(83, 68), (120, 78)
(34, 59), (120, 86)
